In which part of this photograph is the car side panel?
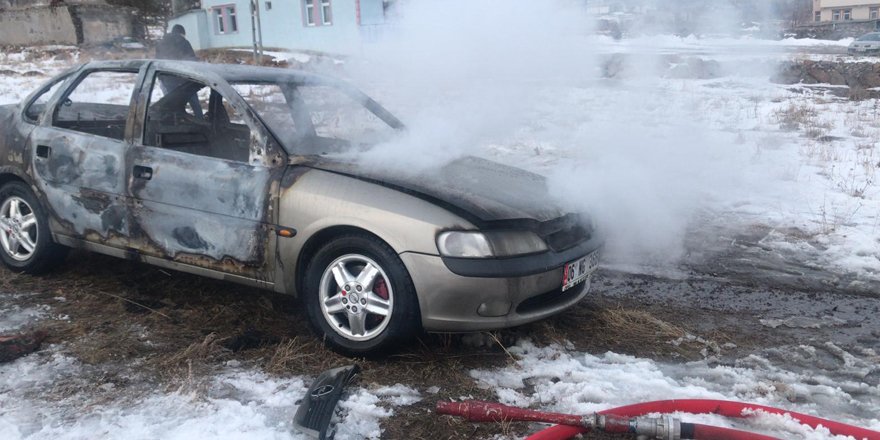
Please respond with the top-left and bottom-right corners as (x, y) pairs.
(127, 145), (278, 279)
(276, 167), (475, 296)
(0, 105), (36, 185)
(29, 126), (130, 246)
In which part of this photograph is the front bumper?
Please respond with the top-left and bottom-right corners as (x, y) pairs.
(849, 47), (878, 54)
(400, 240), (601, 332)
(441, 234), (602, 277)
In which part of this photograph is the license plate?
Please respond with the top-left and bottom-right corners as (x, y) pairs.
(562, 251), (599, 292)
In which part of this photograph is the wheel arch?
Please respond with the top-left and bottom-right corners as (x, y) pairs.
(294, 225), (395, 298)
(0, 169), (33, 189)
(0, 172), (69, 273)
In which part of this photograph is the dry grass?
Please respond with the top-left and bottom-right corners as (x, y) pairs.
(773, 102), (819, 132)
(525, 301), (731, 361)
(159, 333), (227, 375)
(599, 307), (687, 340)
(263, 337), (335, 375)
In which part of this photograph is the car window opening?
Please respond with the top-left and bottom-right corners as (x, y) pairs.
(145, 73), (253, 163)
(52, 70), (139, 141)
(231, 81), (396, 156)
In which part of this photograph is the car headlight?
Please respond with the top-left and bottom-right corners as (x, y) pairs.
(437, 231), (549, 258)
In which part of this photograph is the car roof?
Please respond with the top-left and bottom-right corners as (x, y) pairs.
(79, 59), (338, 85)
(74, 59), (405, 130)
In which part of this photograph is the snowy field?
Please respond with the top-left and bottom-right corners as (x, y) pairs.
(1, 27), (880, 440)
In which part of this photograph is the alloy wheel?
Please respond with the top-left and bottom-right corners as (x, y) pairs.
(0, 196), (39, 262)
(318, 253), (394, 341)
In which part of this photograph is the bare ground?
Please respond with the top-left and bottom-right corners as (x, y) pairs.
(7, 245), (874, 438)
(2, 249), (769, 439)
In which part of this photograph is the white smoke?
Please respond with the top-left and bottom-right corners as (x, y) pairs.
(341, 0), (780, 270)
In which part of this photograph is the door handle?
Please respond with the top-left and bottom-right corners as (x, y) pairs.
(36, 145), (51, 159)
(133, 165), (153, 180)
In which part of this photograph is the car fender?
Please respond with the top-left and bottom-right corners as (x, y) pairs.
(276, 167), (475, 295)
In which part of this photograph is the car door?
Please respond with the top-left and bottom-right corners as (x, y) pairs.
(127, 66), (285, 283)
(28, 66), (145, 249)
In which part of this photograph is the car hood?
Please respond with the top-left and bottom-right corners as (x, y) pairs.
(304, 156), (566, 225)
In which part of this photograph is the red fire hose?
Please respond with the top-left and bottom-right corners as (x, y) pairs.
(527, 423), (781, 440)
(435, 399), (880, 440)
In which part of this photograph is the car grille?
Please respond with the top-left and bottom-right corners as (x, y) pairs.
(537, 214), (591, 252)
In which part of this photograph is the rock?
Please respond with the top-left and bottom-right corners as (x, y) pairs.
(773, 59), (880, 99)
(603, 53), (627, 79)
(0, 330), (47, 363)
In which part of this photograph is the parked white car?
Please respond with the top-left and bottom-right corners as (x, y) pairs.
(848, 32), (880, 54)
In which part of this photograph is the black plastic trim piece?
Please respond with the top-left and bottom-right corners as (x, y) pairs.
(441, 236), (603, 278)
(516, 277), (588, 314)
(292, 364), (361, 440)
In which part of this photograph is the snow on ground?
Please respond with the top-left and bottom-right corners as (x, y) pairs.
(471, 340), (880, 439)
(0, 342), (420, 440)
(0, 50), (76, 106)
(229, 49), (315, 64)
(0, 350), (416, 440)
(0, 294), (419, 440)
(589, 34), (853, 56)
(0, 295), (49, 332)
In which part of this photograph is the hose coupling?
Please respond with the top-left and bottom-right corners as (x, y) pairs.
(596, 414), (681, 439)
(633, 415), (681, 440)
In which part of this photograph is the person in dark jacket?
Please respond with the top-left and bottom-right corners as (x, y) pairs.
(156, 24), (198, 61)
(155, 25), (203, 117)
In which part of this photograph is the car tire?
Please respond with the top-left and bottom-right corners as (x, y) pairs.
(303, 233), (421, 356)
(0, 181), (68, 274)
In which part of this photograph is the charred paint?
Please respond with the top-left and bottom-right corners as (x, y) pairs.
(126, 143), (271, 267)
(46, 150), (80, 185)
(72, 188), (111, 214)
(0, 61), (285, 280)
(0, 106), (31, 167)
(172, 226), (210, 251)
(306, 156), (566, 226)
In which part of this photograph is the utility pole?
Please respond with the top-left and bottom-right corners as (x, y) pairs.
(250, 0), (264, 64)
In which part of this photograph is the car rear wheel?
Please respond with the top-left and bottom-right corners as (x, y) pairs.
(303, 233), (420, 356)
(0, 181), (68, 274)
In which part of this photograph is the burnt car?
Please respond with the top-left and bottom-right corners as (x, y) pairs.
(0, 60), (602, 355)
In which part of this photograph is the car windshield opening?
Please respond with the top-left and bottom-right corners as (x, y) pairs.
(232, 81), (400, 156)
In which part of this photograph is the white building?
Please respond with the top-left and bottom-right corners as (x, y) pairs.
(813, 0), (880, 22)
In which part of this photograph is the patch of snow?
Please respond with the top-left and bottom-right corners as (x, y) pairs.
(0, 302), (49, 332)
(0, 299), (415, 440)
(780, 37), (854, 47)
(335, 389), (390, 438)
(289, 53), (312, 64)
(0, 350), (418, 440)
(760, 316), (848, 329)
(373, 384), (421, 406)
(471, 340), (880, 439)
(228, 49), (312, 64)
